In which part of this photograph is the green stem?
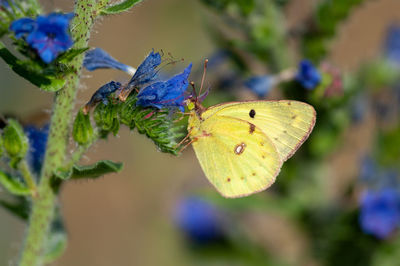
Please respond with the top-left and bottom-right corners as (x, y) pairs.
(18, 160), (37, 196)
(18, 1), (102, 265)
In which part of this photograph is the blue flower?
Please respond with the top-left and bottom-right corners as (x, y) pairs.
(295, 60), (321, 90)
(11, 13), (74, 63)
(9, 18), (36, 38)
(136, 63), (192, 112)
(359, 188), (400, 239)
(128, 50), (162, 88)
(244, 75), (275, 98)
(24, 125), (49, 175)
(175, 196), (224, 244)
(83, 81), (122, 114)
(83, 48), (135, 75)
(384, 25), (400, 65)
(359, 156), (377, 182)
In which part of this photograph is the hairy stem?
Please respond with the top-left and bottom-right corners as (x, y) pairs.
(18, 1), (101, 265)
(18, 160), (37, 196)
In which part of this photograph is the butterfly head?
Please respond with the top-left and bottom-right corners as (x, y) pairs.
(185, 59), (209, 116)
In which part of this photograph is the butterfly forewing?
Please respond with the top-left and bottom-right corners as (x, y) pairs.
(191, 116), (282, 198)
(206, 101), (316, 161)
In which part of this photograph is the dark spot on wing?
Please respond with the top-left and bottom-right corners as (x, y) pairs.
(249, 123), (255, 134)
(249, 109), (256, 118)
(292, 115), (297, 119)
(227, 177), (231, 182)
(287, 102), (291, 105)
(234, 143), (246, 155)
(252, 172), (256, 176)
(260, 142), (264, 146)
(283, 130), (287, 134)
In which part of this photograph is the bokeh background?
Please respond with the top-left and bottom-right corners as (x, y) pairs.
(1, 0), (400, 265)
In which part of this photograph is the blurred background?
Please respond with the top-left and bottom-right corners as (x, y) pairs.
(2, 0), (400, 265)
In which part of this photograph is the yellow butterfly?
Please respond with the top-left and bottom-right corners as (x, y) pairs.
(186, 99), (316, 198)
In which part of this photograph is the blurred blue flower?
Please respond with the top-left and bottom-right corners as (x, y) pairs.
(359, 188), (400, 239)
(128, 50), (162, 88)
(24, 125), (49, 175)
(245, 75), (275, 98)
(175, 196), (224, 244)
(11, 13), (74, 63)
(384, 25), (400, 65)
(84, 81), (122, 114)
(295, 60), (321, 90)
(83, 48), (135, 75)
(0, 0), (12, 9)
(136, 63), (192, 112)
(9, 18), (36, 38)
(359, 156), (377, 182)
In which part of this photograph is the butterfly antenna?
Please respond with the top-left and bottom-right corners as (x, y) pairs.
(199, 59), (208, 96)
(190, 81), (198, 99)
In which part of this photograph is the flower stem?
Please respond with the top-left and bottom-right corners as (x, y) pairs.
(18, 1), (102, 265)
(18, 160), (37, 197)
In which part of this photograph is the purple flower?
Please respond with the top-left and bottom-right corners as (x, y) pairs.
(24, 125), (49, 174)
(128, 50), (162, 88)
(83, 81), (122, 114)
(244, 75), (275, 98)
(384, 25), (400, 65)
(10, 13), (74, 63)
(9, 18), (36, 38)
(136, 63), (192, 112)
(359, 188), (400, 239)
(175, 197), (224, 244)
(83, 48), (135, 75)
(295, 60), (321, 90)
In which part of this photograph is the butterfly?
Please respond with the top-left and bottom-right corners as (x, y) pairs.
(186, 98), (316, 198)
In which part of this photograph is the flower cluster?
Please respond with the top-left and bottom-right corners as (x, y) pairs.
(83, 49), (192, 112)
(10, 13), (74, 63)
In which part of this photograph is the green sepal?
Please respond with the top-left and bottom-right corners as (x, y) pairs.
(43, 211), (67, 264)
(0, 42), (66, 92)
(0, 170), (31, 196)
(119, 95), (185, 155)
(94, 102), (120, 137)
(55, 160), (123, 180)
(100, 0), (143, 15)
(73, 109), (94, 145)
(2, 119), (29, 164)
(0, 196), (30, 220)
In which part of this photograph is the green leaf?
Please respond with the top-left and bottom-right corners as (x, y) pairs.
(55, 160), (123, 180)
(56, 47), (89, 64)
(100, 0), (143, 15)
(0, 170), (31, 196)
(0, 41), (65, 92)
(73, 109), (94, 145)
(0, 196), (30, 220)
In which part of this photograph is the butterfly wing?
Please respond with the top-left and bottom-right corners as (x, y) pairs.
(191, 115), (282, 198)
(204, 100), (316, 162)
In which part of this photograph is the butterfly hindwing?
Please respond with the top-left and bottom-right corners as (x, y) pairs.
(191, 116), (282, 198)
(204, 100), (316, 162)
